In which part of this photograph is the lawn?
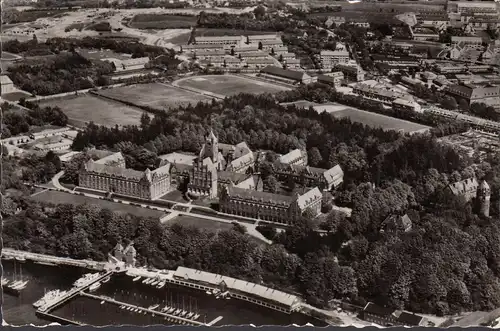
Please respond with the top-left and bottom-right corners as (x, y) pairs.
(31, 190), (166, 219)
(175, 75), (290, 97)
(95, 83), (211, 110)
(77, 49), (132, 61)
(1, 52), (18, 60)
(167, 214), (234, 231)
(129, 14), (198, 29)
(39, 94), (144, 128)
(317, 105), (431, 133)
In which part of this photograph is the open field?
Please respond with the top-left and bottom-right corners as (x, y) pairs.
(166, 214), (234, 231)
(175, 75), (290, 97)
(315, 104), (431, 133)
(129, 14), (198, 29)
(1, 52), (19, 60)
(165, 28), (278, 44)
(39, 94), (144, 127)
(4, 9), (71, 23)
(31, 190), (166, 219)
(96, 83), (212, 110)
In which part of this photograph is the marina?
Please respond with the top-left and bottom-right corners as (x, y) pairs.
(2, 249), (326, 327)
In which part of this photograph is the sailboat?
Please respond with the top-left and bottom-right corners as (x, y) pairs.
(179, 297), (187, 317)
(133, 276), (142, 282)
(11, 261), (28, 290)
(192, 300), (200, 320)
(186, 298), (194, 319)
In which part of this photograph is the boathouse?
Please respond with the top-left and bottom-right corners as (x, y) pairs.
(172, 267), (301, 313)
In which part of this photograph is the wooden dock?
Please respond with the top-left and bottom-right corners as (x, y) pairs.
(80, 292), (206, 326)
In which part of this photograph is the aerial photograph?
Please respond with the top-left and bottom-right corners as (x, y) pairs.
(1, 0), (500, 327)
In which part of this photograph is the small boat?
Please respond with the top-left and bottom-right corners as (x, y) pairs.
(167, 307), (175, 314)
(174, 309), (181, 315)
(145, 278), (153, 285)
(193, 314), (200, 320)
(212, 289), (220, 295)
(36, 261), (57, 266)
(16, 256), (26, 262)
(12, 280), (29, 290)
(157, 281), (166, 288)
(151, 280), (159, 286)
(205, 290), (211, 295)
(133, 276), (142, 282)
(161, 306), (169, 312)
(100, 300), (105, 305)
(142, 278), (149, 284)
(186, 312), (194, 319)
(149, 304), (160, 310)
(89, 282), (101, 292)
(102, 276), (111, 283)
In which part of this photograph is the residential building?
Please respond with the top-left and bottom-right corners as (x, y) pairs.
(380, 214), (413, 233)
(247, 34), (281, 44)
(320, 44), (350, 69)
(193, 49), (227, 60)
(1, 74), (15, 94)
(258, 39), (285, 52)
(446, 177), (479, 202)
(278, 149), (308, 166)
(219, 185), (322, 224)
(284, 58), (301, 70)
(194, 35), (244, 46)
(272, 46), (289, 55)
(325, 16), (345, 28)
(239, 51), (269, 60)
(278, 52), (296, 61)
(217, 171), (263, 194)
(392, 97), (423, 113)
(317, 72), (344, 87)
(451, 36), (483, 46)
(180, 44), (225, 53)
(444, 83), (500, 105)
(2, 135), (30, 146)
(232, 45), (259, 55)
(412, 30), (440, 41)
(30, 127), (70, 140)
(79, 152), (172, 200)
(245, 58), (276, 69)
(259, 66), (313, 85)
(449, 1), (498, 15)
(361, 302), (426, 327)
(33, 140), (72, 152)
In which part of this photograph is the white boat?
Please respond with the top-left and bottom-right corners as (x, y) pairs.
(149, 304), (160, 310)
(142, 278), (149, 284)
(133, 276), (141, 282)
(167, 307), (175, 314)
(161, 306), (169, 312)
(212, 289), (220, 295)
(193, 314), (200, 320)
(186, 312), (194, 319)
(157, 281), (166, 288)
(174, 309), (181, 315)
(12, 280), (29, 290)
(151, 280), (159, 286)
(89, 282), (101, 292)
(100, 300), (105, 305)
(102, 276), (111, 283)
(2, 278), (9, 286)
(205, 290), (211, 295)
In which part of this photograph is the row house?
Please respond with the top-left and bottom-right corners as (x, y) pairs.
(194, 35), (244, 46)
(193, 50), (227, 60)
(278, 52), (296, 61)
(271, 46), (289, 56)
(278, 149), (308, 166)
(180, 43), (225, 53)
(247, 34), (281, 44)
(466, 18), (500, 31)
(259, 38), (285, 52)
(232, 45), (259, 55)
(239, 51), (270, 60)
(245, 58), (277, 69)
(284, 58), (301, 70)
(444, 83), (500, 105)
(353, 82), (405, 103)
(451, 36), (483, 46)
(209, 56), (242, 69)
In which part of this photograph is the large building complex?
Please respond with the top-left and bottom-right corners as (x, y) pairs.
(79, 152), (172, 200)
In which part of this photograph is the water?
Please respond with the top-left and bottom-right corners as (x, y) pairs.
(2, 260), (325, 327)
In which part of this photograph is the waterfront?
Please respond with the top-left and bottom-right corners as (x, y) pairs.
(2, 259), (326, 326)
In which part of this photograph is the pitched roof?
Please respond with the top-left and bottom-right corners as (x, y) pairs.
(85, 161), (145, 180)
(260, 66), (309, 81)
(323, 164), (344, 187)
(229, 152), (255, 169)
(218, 171), (249, 184)
(226, 185), (294, 206)
(397, 311), (424, 326)
(160, 152), (197, 165)
(279, 149), (307, 164)
(296, 187), (322, 210)
(94, 152), (125, 166)
(364, 302), (395, 317)
(448, 177), (479, 195)
(174, 266), (300, 308)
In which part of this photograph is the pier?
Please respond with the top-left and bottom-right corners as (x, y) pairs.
(80, 292), (210, 326)
(3, 248), (107, 271)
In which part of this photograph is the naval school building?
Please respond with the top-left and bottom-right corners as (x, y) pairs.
(172, 266), (302, 313)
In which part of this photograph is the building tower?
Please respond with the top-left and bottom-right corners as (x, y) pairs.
(477, 180), (491, 218)
(202, 129), (219, 165)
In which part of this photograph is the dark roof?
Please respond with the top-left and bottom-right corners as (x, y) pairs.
(226, 185), (293, 206)
(397, 312), (424, 326)
(260, 66), (307, 81)
(317, 74), (342, 83)
(364, 302), (395, 317)
(218, 171), (249, 184)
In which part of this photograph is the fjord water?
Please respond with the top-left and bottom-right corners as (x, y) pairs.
(2, 260), (324, 326)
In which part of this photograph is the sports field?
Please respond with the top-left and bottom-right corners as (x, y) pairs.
(129, 14), (198, 29)
(39, 94), (144, 127)
(315, 104), (431, 133)
(175, 75), (290, 97)
(31, 190), (166, 219)
(96, 83), (211, 110)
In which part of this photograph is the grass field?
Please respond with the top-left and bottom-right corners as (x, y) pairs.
(175, 75), (290, 97)
(31, 190), (166, 219)
(1, 52), (18, 60)
(167, 214), (234, 231)
(39, 94), (144, 127)
(77, 49), (132, 61)
(129, 14), (198, 29)
(96, 83), (211, 110)
(316, 104), (431, 133)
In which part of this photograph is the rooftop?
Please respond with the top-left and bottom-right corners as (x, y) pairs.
(260, 66), (310, 82)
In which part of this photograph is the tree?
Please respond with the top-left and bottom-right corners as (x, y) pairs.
(258, 42), (263, 50)
(264, 175), (280, 193)
(308, 147), (323, 167)
(441, 96), (458, 110)
(253, 5), (266, 19)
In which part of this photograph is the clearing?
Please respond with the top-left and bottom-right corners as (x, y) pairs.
(31, 190), (166, 219)
(39, 94), (145, 128)
(96, 83), (212, 110)
(166, 214), (234, 231)
(175, 75), (290, 97)
(129, 14), (198, 29)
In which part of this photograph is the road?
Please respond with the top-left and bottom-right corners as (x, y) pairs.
(50, 171), (272, 244)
